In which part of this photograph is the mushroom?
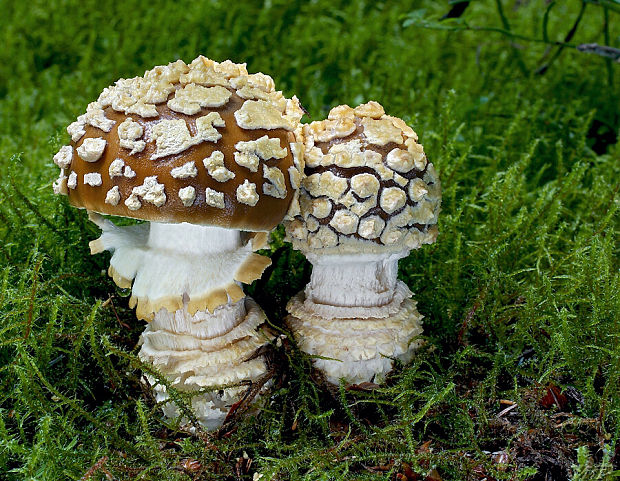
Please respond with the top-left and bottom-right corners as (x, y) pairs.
(52, 56), (304, 429)
(284, 101), (441, 386)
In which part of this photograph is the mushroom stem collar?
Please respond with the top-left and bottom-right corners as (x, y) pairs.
(89, 214), (271, 320)
(287, 251), (424, 386)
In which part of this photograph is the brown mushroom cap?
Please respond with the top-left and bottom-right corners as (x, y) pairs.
(53, 57), (304, 232)
(285, 101), (441, 254)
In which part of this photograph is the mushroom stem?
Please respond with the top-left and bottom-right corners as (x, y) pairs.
(134, 222), (272, 429)
(147, 222), (242, 254)
(88, 216), (275, 429)
(288, 251), (424, 386)
(304, 252), (407, 308)
(139, 297), (272, 431)
(89, 216), (272, 321)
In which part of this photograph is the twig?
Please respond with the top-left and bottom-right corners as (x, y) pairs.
(536, 0), (588, 74)
(105, 296), (130, 329)
(405, 0), (620, 75)
(218, 365), (276, 436)
(542, 1), (557, 44)
(497, 403), (518, 418)
(602, 6), (615, 86)
(441, 1), (470, 20)
(80, 456), (109, 480)
(457, 287), (487, 345)
(577, 43), (620, 61)
(403, 21), (579, 48)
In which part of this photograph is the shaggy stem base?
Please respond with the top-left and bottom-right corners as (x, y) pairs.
(140, 297), (274, 430)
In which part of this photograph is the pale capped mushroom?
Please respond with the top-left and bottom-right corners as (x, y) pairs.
(284, 101), (441, 385)
(52, 56), (304, 430)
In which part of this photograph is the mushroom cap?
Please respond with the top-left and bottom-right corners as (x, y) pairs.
(52, 56), (304, 232)
(284, 101), (441, 255)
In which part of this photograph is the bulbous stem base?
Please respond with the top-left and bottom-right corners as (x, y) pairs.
(139, 297), (274, 430)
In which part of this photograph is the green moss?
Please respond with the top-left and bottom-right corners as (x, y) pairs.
(0, 0), (618, 479)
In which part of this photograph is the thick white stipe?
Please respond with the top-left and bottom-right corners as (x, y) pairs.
(89, 215), (274, 430)
(147, 223), (242, 254)
(288, 250), (424, 386)
(304, 251), (407, 308)
(89, 215), (270, 319)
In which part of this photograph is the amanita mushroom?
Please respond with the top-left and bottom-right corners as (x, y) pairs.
(285, 101), (440, 385)
(52, 56), (304, 429)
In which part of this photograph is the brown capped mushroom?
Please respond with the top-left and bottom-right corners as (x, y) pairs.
(284, 101), (441, 385)
(52, 56), (304, 429)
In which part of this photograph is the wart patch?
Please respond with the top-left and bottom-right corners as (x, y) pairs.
(129, 176), (166, 208)
(179, 57), (230, 86)
(168, 84), (232, 115)
(358, 216), (385, 239)
(170, 161), (198, 179)
(84, 172), (103, 186)
(109, 158), (125, 178)
(105, 186), (121, 206)
(234, 135), (287, 172)
(304, 117), (356, 143)
(117, 118), (146, 154)
(236, 179), (259, 206)
(234, 99), (293, 131)
(203, 151), (235, 182)
(361, 117), (403, 146)
(126, 102), (158, 118)
(77, 138), (107, 162)
(67, 118), (86, 142)
(150, 113), (224, 160)
(178, 186), (196, 206)
(67, 171), (78, 189)
(205, 187), (225, 209)
(84, 102), (116, 132)
(329, 210), (359, 235)
(350, 173), (380, 198)
(380, 187), (407, 214)
(53, 173), (68, 195)
(302, 172), (348, 201)
(53, 146), (73, 169)
(262, 164), (287, 199)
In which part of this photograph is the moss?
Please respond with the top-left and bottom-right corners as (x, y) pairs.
(0, 0), (618, 479)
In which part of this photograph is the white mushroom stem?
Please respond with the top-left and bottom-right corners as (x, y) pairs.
(148, 222), (242, 255)
(288, 250), (424, 386)
(304, 252), (407, 309)
(140, 298), (272, 431)
(89, 215), (274, 429)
